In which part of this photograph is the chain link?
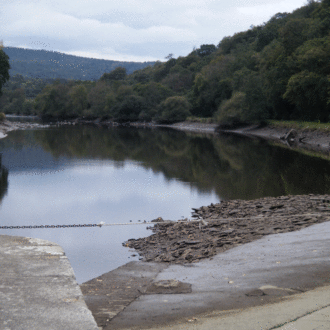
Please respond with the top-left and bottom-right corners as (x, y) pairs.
(0, 224), (99, 230)
(0, 219), (203, 230)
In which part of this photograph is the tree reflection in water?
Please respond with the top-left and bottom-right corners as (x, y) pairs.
(0, 154), (8, 204)
(31, 125), (330, 200)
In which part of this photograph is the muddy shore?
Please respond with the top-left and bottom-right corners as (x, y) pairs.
(124, 194), (330, 264)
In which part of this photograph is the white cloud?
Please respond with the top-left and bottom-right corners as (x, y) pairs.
(237, 0), (308, 19)
(0, 0), (308, 61)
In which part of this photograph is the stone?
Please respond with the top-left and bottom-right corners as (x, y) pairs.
(123, 194), (330, 264)
(145, 280), (192, 294)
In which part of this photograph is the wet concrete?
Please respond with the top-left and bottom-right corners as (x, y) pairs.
(105, 220), (330, 329)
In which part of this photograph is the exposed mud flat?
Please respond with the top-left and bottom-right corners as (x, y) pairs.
(124, 194), (330, 263)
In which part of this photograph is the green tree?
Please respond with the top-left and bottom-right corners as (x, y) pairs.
(22, 99), (35, 115)
(100, 67), (127, 81)
(279, 18), (312, 54)
(69, 85), (88, 116)
(112, 95), (146, 122)
(283, 70), (330, 121)
(156, 96), (191, 123)
(0, 44), (10, 96)
(215, 92), (249, 126)
(116, 85), (134, 102)
(134, 82), (172, 109)
(87, 82), (112, 117)
(196, 44), (216, 57)
(34, 83), (70, 119)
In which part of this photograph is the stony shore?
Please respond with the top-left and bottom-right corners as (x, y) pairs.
(0, 120), (49, 138)
(124, 194), (330, 264)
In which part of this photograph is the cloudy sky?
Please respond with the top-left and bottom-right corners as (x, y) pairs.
(1, 0), (308, 62)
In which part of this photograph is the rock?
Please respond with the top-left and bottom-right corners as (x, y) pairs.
(151, 217), (164, 222)
(145, 280), (192, 294)
(123, 194), (330, 264)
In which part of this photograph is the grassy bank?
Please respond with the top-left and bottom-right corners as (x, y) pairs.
(186, 116), (215, 124)
(268, 120), (330, 133)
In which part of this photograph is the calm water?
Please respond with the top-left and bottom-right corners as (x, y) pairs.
(0, 125), (330, 283)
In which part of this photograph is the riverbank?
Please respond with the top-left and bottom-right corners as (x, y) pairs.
(5, 117), (328, 156)
(220, 124), (330, 156)
(0, 120), (49, 138)
(164, 121), (330, 155)
(81, 194), (330, 329)
(124, 194), (330, 264)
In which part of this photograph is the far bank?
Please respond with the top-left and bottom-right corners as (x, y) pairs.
(164, 120), (330, 157)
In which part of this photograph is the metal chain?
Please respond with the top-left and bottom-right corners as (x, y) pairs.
(2, 211), (330, 230)
(0, 219), (205, 230)
(0, 224), (99, 230)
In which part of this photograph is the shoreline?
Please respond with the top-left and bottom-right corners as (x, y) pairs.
(164, 121), (330, 156)
(124, 194), (330, 264)
(82, 193), (330, 329)
(0, 120), (49, 138)
(3, 118), (328, 157)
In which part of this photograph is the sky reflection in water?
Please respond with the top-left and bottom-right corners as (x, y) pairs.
(0, 133), (218, 282)
(1, 125), (330, 283)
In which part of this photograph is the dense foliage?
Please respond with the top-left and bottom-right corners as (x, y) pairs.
(0, 44), (10, 97)
(1, 0), (330, 124)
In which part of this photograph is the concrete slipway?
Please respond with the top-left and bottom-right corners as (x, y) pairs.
(105, 219), (330, 329)
(1, 220), (330, 330)
(0, 234), (99, 330)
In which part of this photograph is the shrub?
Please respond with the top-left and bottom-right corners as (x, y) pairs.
(214, 92), (248, 127)
(156, 96), (191, 124)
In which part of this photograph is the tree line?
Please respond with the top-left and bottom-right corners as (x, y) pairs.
(1, 0), (330, 124)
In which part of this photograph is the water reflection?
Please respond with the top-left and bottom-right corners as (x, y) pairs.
(0, 126), (330, 283)
(0, 154), (8, 203)
(32, 126), (330, 198)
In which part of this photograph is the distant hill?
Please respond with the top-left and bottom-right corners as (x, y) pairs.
(3, 47), (156, 81)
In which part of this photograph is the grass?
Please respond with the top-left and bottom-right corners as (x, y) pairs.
(186, 116), (215, 124)
(186, 118), (330, 131)
(268, 119), (330, 133)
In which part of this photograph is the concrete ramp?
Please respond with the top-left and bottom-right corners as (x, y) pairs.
(0, 235), (98, 330)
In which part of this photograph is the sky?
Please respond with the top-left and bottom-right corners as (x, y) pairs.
(1, 0), (309, 62)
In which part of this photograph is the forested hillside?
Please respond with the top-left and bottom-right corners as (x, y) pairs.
(1, 0), (330, 124)
(3, 47), (155, 80)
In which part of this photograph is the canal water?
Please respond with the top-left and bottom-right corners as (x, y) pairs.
(0, 125), (329, 283)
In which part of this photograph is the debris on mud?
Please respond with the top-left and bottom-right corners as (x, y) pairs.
(124, 194), (330, 264)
